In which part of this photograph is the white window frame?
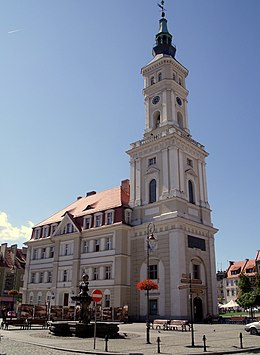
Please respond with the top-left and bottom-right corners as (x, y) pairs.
(31, 272), (36, 284)
(47, 271), (52, 283)
(125, 209), (132, 224)
(32, 249), (38, 260)
(83, 240), (89, 253)
(94, 213), (102, 227)
(93, 267), (99, 280)
(34, 228), (41, 239)
(49, 246), (54, 258)
(105, 266), (111, 280)
(105, 237), (112, 250)
(41, 247), (46, 259)
(95, 239), (100, 252)
(51, 223), (58, 236)
(106, 210), (114, 225)
(63, 270), (68, 282)
(43, 226), (49, 238)
(39, 272), (44, 283)
(83, 216), (92, 229)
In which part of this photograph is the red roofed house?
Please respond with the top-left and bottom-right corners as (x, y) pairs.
(0, 244), (27, 311)
(22, 6), (218, 322)
(225, 258), (257, 303)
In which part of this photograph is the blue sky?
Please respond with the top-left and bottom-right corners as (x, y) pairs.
(0, 0), (259, 270)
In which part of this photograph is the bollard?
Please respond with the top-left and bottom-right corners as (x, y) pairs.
(239, 332), (243, 349)
(104, 334), (109, 352)
(157, 336), (161, 353)
(202, 335), (207, 352)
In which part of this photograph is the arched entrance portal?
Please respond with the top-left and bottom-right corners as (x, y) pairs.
(193, 297), (203, 322)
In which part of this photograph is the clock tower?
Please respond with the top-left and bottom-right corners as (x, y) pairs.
(128, 3), (218, 320)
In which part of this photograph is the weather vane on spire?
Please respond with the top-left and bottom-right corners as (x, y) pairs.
(157, 0), (166, 18)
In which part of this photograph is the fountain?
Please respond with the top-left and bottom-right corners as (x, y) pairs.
(49, 274), (119, 338)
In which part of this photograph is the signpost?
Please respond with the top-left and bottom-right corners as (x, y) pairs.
(178, 274), (203, 347)
(92, 289), (103, 349)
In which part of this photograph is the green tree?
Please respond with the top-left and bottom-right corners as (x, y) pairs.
(237, 273), (259, 318)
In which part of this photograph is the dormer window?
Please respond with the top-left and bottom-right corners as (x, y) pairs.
(34, 228), (41, 239)
(84, 216), (92, 229)
(43, 226), (49, 238)
(94, 214), (102, 227)
(51, 224), (57, 236)
(125, 209), (132, 224)
(106, 211), (114, 225)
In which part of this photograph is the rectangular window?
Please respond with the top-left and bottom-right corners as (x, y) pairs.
(29, 294), (33, 305)
(35, 229), (41, 239)
(64, 244), (69, 256)
(93, 267), (99, 280)
(84, 217), (91, 229)
(41, 248), (46, 259)
(95, 240), (100, 252)
(188, 235), (206, 251)
(47, 271), (52, 283)
(43, 226), (49, 238)
(95, 215), (102, 227)
(63, 270), (68, 282)
(32, 249), (38, 260)
(83, 240), (89, 253)
(105, 266), (111, 280)
(49, 246), (54, 258)
(148, 265), (158, 279)
(107, 212), (113, 225)
(148, 157), (156, 166)
(193, 264), (200, 279)
(187, 158), (193, 167)
(31, 273), (35, 284)
(39, 272), (44, 283)
(51, 224), (57, 235)
(105, 237), (112, 250)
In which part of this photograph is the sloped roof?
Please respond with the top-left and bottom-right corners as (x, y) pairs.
(34, 184), (130, 228)
(227, 259), (256, 278)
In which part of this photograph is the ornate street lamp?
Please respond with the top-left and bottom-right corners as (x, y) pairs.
(146, 222), (156, 344)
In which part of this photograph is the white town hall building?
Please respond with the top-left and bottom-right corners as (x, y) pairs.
(22, 3), (218, 322)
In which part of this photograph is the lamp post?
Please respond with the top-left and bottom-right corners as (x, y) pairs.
(146, 222), (156, 344)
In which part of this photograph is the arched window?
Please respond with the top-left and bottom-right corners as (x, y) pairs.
(177, 112), (184, 129)
(154, 112), (160, 128)
(188, 180), (195, 204)
(151, 76), (155, 85)
(149, 179), (157, 203)
(158, 72), (162, 81)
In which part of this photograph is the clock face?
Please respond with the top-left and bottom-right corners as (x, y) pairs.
(176, 97), (182, 106)
(152, 96), (160, 105)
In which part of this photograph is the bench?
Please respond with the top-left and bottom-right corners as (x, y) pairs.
(168, 320), (191, 331)
(152, 319), (169, 330)
(2, 318), (47, 330)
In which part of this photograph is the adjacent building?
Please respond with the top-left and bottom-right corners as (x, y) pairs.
(0, 243), (27, 310)
(22, 5), (218, 321)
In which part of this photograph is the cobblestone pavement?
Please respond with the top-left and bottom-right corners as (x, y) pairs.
(0, 322), (260, 354)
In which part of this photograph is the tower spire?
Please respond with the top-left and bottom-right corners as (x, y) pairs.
(153, 0), (176, 58)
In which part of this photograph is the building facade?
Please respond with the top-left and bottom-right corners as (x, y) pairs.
(0, 243), (27, 312)
(23, 5), (218, 321)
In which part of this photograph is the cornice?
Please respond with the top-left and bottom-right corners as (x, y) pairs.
(142, 57), (188, 77)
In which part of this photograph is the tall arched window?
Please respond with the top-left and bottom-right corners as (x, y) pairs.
(149, 179), (157, 203)
(154, 112), (160, 128)
(188, 180), (195, 204)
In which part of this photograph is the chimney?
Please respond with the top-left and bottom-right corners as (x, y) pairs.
(0, 243), (7, 258)
(86, 191), (96, 197)
(11, 244), (17, 264)
(121, 179), (130, 195)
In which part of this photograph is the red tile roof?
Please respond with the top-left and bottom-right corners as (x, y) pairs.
(34, 183), (130, 228)
(227, 259), (256, 278)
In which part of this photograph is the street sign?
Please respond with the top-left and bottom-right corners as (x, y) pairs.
(180, 278), (202, 285)
(92, 289), (103, 303)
